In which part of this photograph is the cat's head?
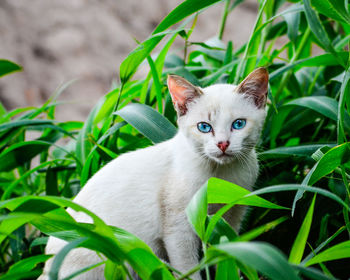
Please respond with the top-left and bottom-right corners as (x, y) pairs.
(168, 68), (268, 165)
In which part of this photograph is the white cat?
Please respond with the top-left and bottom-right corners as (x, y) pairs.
(40, 67), (269, 280)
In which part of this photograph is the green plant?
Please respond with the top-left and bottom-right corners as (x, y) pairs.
(0, 0), (350, 279)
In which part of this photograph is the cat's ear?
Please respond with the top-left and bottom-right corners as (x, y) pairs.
(167, 75), (203, 116)
(236, 67), (269, 108)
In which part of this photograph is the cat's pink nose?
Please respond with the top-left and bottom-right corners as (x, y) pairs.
(217, 141), (230, 152)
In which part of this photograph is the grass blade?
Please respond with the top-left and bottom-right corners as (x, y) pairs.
(207, 242), (300, 280)
(286, 96), (338, 121)
(289, 195), (316, 264)
(48, 238), (88, 280)
(305, 240), (350, 266)
(303, 0), (346, 67)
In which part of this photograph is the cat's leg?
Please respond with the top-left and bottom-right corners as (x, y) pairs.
(163, 221), (201, 280)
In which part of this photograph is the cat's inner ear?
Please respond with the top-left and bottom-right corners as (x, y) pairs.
(236, 67), (269, 108)
(167, 75), (202, 116)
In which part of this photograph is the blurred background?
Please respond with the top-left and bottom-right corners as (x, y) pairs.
(0, 0), (258, 121)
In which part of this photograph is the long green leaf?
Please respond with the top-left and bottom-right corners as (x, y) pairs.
(5, 254), (51, 275)
(310, 0), (350, 24)
(247, 185), (349, 212)
(1, 196), (174, 279)
(207, 242), (300, 280)
(119, 0), (223, 83)
(260, 144), (335, 160)
(270, 52), (349, 81)
(337, 68), (350, 144)
(115, 103), (177, 144)
(292, 265), (335, 280)
(186, 182), (208, 240)
(308, 143), (350, 186)
(0, 119), (54, 132)
(236, 216), (288, 242)
(305, 240), (350, 266)
(186, 178), (288, 243)
(286, 96), (338, 121)
(0, 139), (61, 172)
(1, 159), (74, 200)
(289, 195), (316, 264)
(207, 178), (288, 209)
(303, 0), (346, 67)
(49, 238), (88, 280)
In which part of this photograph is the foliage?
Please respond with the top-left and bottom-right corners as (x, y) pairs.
(0, 0), (350, 279)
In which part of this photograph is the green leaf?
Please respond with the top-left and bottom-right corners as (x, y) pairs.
(207, 178), (287, 210)
(236, 216), (288, 242)
(305, 240), (350, 266)
(1, 196), (174, 279)
(259, 144), (335, 160)
(208, 217), (238, 245)
(292, 265), (335, 280)
(310, 0), (350, 24)
(114, 103), (177, 144)
(46, 166), (59, 196)
(308, 143), (350, 185)
(337, 68), (350, 144)
(6, 254), (51, 274)
(120, 0), (223, 83)
(1, 159), (73, 200)
(153, 0), (222, 35)
(0, 119), (54, 132)
(186, 178), (288, 243)
(76, 97), (104, 165)
(185, 181), (208, 239)
(147, 56), (163, 114)
(207, 242), (300, 280)
(49, 238), (88, 280)
(289, 195), (316, 264)
(215, 259), (240, 280)
(270, 52), (349, 81)
(0, 59), (22, 78)
(104, 260), (126, 280)
(61, 262), (105, 280)
(0, 141), (51, 172)
(303, 0), (346, 67)
(301, 226), (346, 265)
(119, 32), (168, 84)
(283, 8), (300, 42)
(285, 96), (338, 121)
(247, 185), (349, 212)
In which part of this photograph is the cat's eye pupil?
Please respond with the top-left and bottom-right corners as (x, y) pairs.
(197, 122), (212, 133)
(232, 119), (246, 130)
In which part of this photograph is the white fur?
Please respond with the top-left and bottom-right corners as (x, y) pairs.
(40, 84), (266, 280)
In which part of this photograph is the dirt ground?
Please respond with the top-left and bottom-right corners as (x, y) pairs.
(0, 0), (258, 121)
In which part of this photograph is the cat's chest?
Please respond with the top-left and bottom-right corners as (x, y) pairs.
(174, 160), (255, 192)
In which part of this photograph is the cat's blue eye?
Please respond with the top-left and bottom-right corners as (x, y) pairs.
(197, 122), (212, 133)
(232, 119), (246, 130)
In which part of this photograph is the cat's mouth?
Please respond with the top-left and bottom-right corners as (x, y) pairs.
(210, 152), (235, 164)
(217, 153), (231, 158)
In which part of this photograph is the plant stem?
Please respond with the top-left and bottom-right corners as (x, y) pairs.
(218, 0), (231, 40)
(202, 243), (210, 280)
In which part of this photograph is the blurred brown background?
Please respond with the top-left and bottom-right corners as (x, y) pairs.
(0, 0), (258, 121)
